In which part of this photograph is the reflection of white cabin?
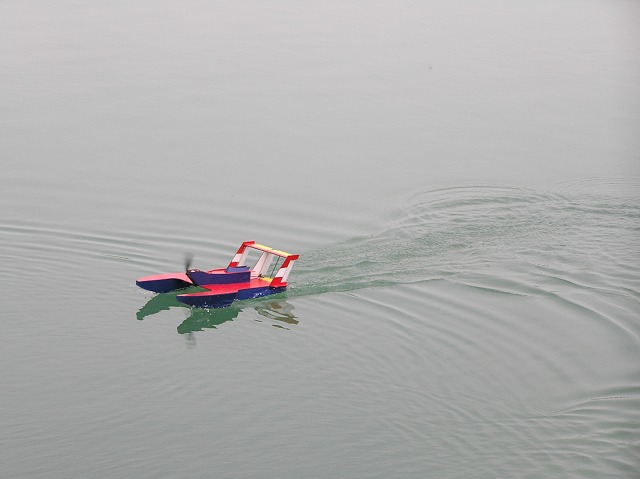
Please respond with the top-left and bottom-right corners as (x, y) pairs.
(228, 241), (299, 288)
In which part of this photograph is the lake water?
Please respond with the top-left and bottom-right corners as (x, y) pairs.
(1, 1), (639, 478)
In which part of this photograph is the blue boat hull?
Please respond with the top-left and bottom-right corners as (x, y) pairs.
(176, 286), (286, 308)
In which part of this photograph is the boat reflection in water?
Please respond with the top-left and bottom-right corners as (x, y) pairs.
(136, 289), (297, 334)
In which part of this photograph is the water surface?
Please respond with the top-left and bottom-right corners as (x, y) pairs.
(1, 1), (639, 478)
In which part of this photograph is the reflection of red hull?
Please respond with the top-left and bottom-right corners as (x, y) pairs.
(135, 241), (298, 308)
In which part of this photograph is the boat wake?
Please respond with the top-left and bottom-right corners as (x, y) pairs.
(292, 180), (640, 315)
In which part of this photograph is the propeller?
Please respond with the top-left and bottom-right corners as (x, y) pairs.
(184, 252), (195, 284)
(184, 252), (193, 272)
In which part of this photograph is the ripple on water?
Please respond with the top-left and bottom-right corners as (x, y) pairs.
(2, 180), (639, 478)
(296, 182), (638, 300)
(324, 281), (640, 476)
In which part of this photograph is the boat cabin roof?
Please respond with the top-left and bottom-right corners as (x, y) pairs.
(243, 242), (296, 259)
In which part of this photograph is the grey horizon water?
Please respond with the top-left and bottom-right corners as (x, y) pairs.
(1, 0), (639, 477)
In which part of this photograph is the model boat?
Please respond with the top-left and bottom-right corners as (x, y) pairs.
(136, 241), (299, 308)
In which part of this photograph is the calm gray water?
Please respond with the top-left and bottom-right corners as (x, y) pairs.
(1, 1), (639, 478)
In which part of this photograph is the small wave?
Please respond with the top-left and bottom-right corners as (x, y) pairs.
(293, 182), (640, 302)
(546, 384), (640, 417)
